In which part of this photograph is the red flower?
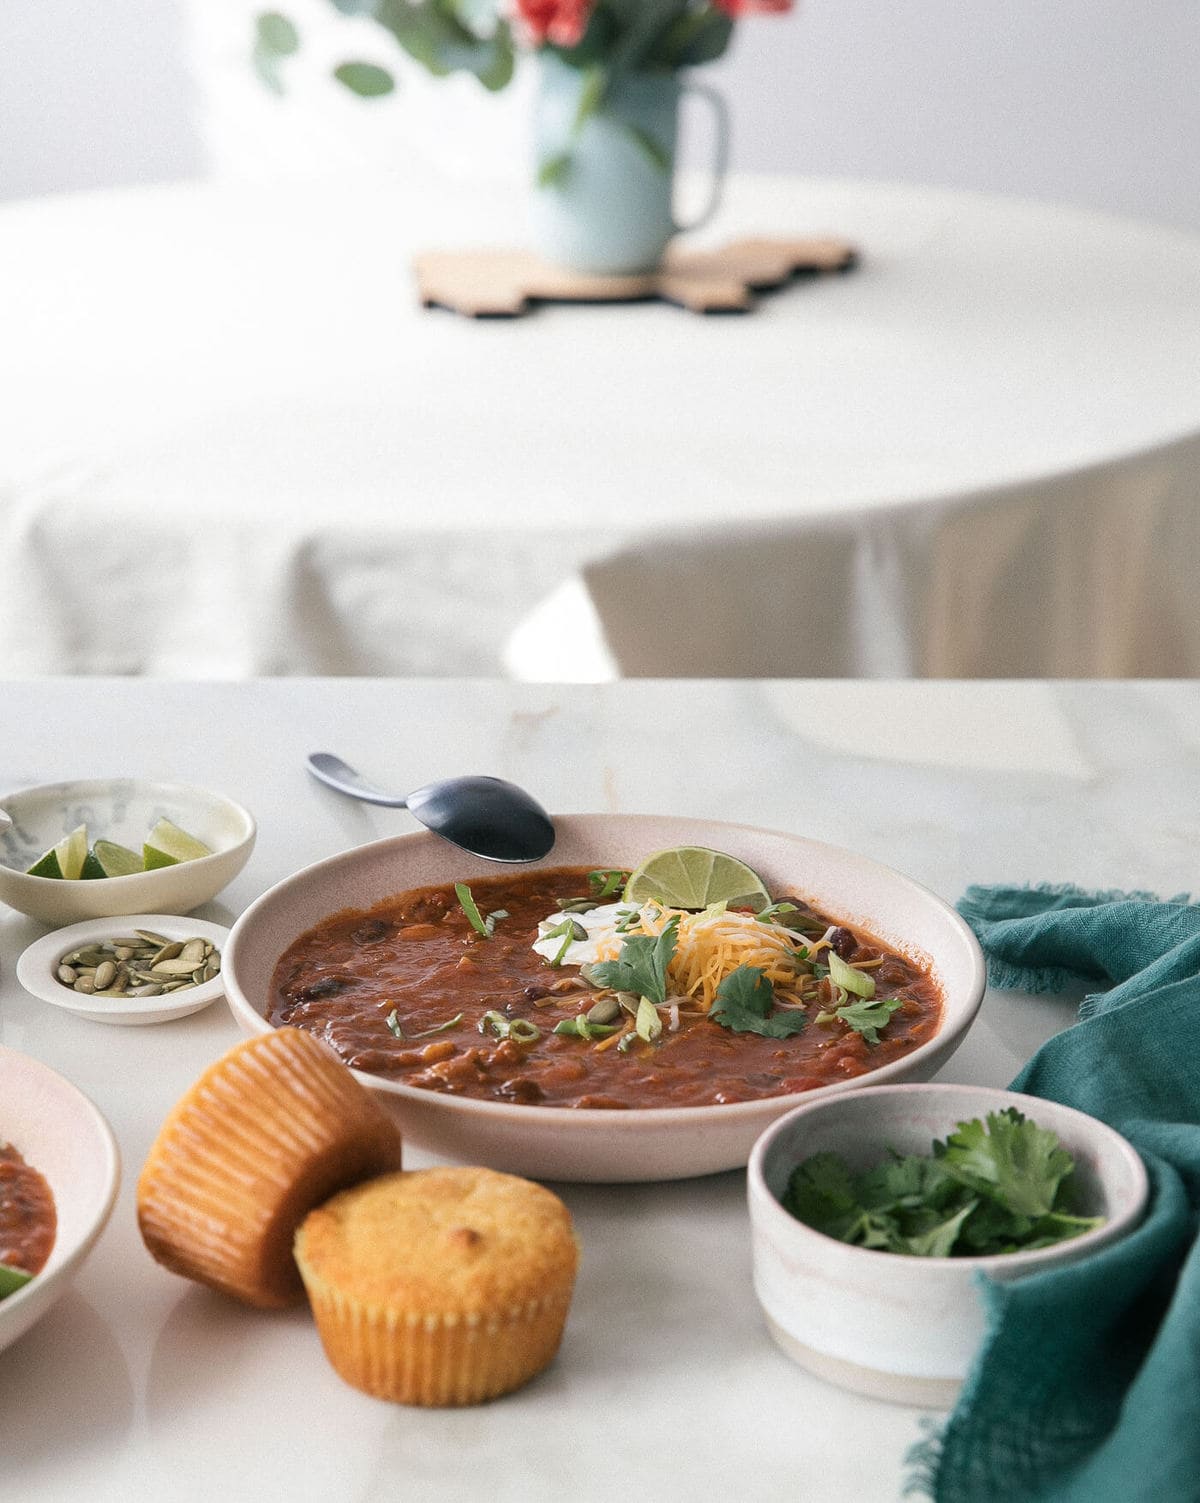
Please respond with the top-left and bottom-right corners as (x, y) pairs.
(714, 0), (793, 14)
(512, 0), (594, 47)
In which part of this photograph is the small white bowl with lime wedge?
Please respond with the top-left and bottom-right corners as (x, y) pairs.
(0, 779), (255, 926)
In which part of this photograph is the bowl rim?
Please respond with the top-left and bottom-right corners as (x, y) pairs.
(223, 813), (988, 1127)
(0, 777), (256, 882)
(16, 914), (230, 1023)
(0, 1045), (121, 1321)
(747, 1081), (1150, 1271)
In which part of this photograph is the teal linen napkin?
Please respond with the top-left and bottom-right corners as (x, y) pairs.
(911, 884), (1200, 1503)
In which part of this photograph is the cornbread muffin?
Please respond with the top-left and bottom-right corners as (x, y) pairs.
(294, 1167), (578, 1406)
(138, 1028), (404, 1309)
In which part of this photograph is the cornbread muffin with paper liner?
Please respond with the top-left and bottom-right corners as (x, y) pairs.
(137, 1028), (404, 1309)
(294, 1166), (578, 1406)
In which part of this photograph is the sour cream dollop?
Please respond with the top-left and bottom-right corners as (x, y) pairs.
(530, 902), (635, 967)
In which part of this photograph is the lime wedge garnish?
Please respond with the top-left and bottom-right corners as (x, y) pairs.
(623, 847), (771, 913)
(143, 818), (211, 867)
(0, 1263), (33, 1300)
(26, 824), (88, 880)
(82, 839), (144, 880)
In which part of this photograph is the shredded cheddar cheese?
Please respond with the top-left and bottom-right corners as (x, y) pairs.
(592, 902), (825, 1012)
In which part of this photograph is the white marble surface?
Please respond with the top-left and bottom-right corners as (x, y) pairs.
(1, 679), (1196, 1502)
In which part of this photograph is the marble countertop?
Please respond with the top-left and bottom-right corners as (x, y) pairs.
(1, 679), (1195, 1502)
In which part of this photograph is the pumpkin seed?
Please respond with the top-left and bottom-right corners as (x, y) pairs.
(57, 964), (77, 984)
(586, 995), (621, 1025)
(93, 960), (117, 990)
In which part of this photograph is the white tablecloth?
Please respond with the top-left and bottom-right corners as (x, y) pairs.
(2, 175), (1199, 677)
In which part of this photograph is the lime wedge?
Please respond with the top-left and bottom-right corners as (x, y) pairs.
(26, 824), (88, 880)
(623, 846), (772, 912)
(0, 1262), (33, 1299)
(143, 818), (211, 868)
(81, 839), (144, 880)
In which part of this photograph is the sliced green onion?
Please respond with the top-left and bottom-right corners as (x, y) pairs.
(553, 1016), (619, 1041)
(410, 1012), (464, 1039)
(635, 996), (662, 1043)
(756, 901), (799, 925)
(479, 1010), (510, 1038)
(617, 1032), (637, 1053)
(384, 1009), (403, 1038)
(588, 869), (628, 898)
(454, 882), (490, 937)
(507, 1018), (541, 1044)
(828, 950), (875, 999)
(542, 918), (583, 967)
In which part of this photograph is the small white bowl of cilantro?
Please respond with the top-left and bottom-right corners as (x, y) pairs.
(747, 1082), (1148, 1408)
(0, 779), (255, 926)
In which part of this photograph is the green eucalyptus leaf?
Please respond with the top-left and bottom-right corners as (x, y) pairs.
(573, 64), (607, 133)
(650, 10), (733, 68)
(538, 151), (572, 188)
(333, 60), (396, 96)
(256, 11), (300, 55)
(253, 47), (285, 94)
(624, 123), (671, 172)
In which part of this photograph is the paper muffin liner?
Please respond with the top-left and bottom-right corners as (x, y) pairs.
(295, 1248), (575, 1406)
(137, 1028), (403, 1308)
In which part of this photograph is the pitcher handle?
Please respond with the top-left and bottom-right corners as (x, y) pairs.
(673, 81), (729, 234)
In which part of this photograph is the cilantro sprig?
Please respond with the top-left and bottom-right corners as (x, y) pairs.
(709, 965), (808, 1039)
(589, 916), (680, 1006)
(782, 1109), (1105, 1257)
(819, 995), (903, 1046)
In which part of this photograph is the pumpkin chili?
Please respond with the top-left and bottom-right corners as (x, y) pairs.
(269, 864), (942, 1110)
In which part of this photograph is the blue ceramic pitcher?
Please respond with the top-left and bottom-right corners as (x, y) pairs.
(531, 53), (729, 275)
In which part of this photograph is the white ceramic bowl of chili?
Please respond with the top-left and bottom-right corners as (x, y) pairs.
(0, 1047), (121, 1355)
(222, 814), (987, 1183)
(747, 1082), (1149, 1408)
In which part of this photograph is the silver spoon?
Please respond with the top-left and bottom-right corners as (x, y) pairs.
(306, 753), (555, 863)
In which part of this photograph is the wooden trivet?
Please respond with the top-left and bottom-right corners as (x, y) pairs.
(413, 236), (857, 317)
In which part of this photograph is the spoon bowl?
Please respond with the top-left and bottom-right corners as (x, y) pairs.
(306, 754), (555, 863)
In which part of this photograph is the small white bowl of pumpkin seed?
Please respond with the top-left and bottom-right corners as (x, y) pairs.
(16, 915), (230, 1025)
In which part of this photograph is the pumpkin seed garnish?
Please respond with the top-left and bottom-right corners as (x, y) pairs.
(56, 933), (220, 1000)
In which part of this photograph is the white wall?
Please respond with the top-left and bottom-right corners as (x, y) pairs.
(1, 1), (1198, 231)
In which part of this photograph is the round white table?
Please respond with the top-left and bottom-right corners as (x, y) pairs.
(2, 174), (1199, 677)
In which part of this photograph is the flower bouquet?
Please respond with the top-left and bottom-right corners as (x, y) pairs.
(257, 1), (794, 271)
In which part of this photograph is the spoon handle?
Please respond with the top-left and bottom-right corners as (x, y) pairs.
(306, 753), (410, 810)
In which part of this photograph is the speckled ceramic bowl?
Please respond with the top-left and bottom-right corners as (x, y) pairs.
(0, 779), (255, 926)
(223, 815), (986, 1184)
(748, 1083), (1149, 1407)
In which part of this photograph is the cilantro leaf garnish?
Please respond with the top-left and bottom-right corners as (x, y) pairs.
(589, 916), (680, 1006)
(830, 995), (903, 1045)
(709, 965), (808, 1039)
(782, 1111), (1105, 1257)
(935, 1108), (1076, 1220)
